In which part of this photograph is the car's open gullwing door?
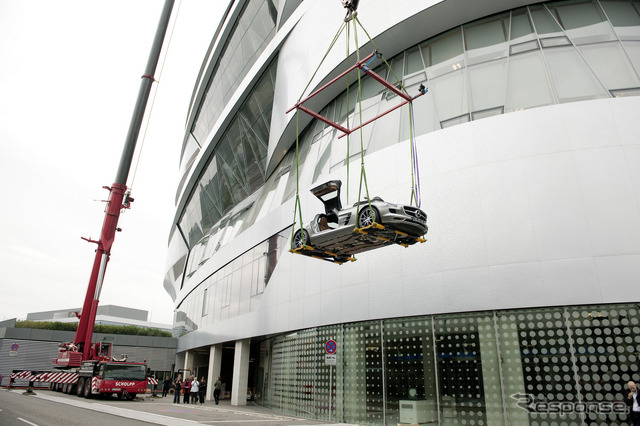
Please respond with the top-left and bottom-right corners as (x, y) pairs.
(311, 180), (342, 215)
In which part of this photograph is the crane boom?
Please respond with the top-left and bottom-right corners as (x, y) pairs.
(72, 0), (175, 361)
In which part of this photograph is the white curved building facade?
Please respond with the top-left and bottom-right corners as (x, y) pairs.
(165, 0), (640, 424)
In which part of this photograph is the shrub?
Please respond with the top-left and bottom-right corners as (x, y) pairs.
(15, 320), (171, 337)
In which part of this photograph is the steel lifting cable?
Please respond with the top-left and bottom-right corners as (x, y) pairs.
(128, 0), (184, 196)
(291, 20), (349, 248)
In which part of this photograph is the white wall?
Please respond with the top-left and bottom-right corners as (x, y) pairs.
(178, 96), (640, 351)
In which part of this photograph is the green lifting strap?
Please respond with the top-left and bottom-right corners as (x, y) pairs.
(352, 16), (421, 208)
(291, 20), (347, 249)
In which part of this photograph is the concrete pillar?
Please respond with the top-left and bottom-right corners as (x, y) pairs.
(231, 339), (251, 406)
(184, 350), (193, 378)
(207, 344), (223, 401)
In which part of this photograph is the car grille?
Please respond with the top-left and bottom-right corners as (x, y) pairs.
(404, 207), (427, 223)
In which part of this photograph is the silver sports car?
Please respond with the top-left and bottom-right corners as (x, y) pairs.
(292, 180), (427, 261)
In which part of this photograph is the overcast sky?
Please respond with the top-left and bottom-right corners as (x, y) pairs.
(0, 1), (226, 325)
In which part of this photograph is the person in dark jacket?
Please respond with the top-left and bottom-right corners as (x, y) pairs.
(625, 381), (640, 426)
(172, 374), (182, 404)
(183, 376), (191, 403)
(213, 376), (222, 405)
(199, 377), (207, 405)
(162, 375), (171, 397)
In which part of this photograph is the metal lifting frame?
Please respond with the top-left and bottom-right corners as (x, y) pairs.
(286, 51), (426, 139)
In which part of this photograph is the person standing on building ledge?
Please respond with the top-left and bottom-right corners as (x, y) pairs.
(213, 376), (222, 405)
(625, 381), (640, 426)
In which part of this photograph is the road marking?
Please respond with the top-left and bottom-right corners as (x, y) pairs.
(18, 418), (40, 426)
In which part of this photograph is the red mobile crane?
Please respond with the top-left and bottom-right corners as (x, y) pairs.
(10, 0), (174, 400)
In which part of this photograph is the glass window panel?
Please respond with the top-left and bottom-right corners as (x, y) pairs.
(510, 8), (535, 42)
(579, 42), (640, 90)
(440, 113), (470, 129)
(549, 0), (617, 44)
(429, 69), (468, 123)
(540, 36), (571, 47)
(359, 73), (385, 101)
(601, 0), (640, 40)
(405, 46), (424, 75)
(434, 314), (501, 425)
(611, 87), (640, 96)
(420, 42), (431, 67)
(505, 49), (554, 112)
(343, 322), (382, 424)
(623, 40), (640, 71)
(367, 107), (401, 154)
(192, 0), (278, 142)
(530, 5), (563, 35)
(468, 58), (507, 113)
(383, 318), (437, 425)
(430, 29), (464, 66)
(550, 0), (605, 29)
(544, 45), (609, 102)
(567, 304), (640, 424)
(472, 106), (504, 121)
(404, 71), (426, 87)
(313, 140), (332, 183)
(510, 39), (539, 54)
(464, 14), (508, 51)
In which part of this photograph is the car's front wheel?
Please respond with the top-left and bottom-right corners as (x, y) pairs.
(293, 229), (310, 249)
(358, 206), (378, 228)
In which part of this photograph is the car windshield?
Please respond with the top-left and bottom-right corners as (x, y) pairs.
(103, 364), (146, 381)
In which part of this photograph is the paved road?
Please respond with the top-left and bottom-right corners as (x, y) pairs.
(0, 389), (354, 426)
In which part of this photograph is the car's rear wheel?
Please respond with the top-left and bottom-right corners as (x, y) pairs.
(293, 229), (310, 249)
(358, 206), (378, 228)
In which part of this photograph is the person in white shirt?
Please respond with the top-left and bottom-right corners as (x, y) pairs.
(625, 381), (640, 426)
(190, 376), (200, 404)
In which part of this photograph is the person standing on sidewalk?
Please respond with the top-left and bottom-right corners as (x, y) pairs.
(198, 377), (206, 405)
(190, 376), (200, 404)
(172, 374), (182, 404)
(162, 375), (171, 397)
(213, 376), (222, 405)
(182, 376), (191, 404)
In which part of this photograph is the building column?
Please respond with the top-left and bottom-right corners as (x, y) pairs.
(207, 344), (223, 401)
(184, 350), (193, 378)
(231, 339), (251, 406)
